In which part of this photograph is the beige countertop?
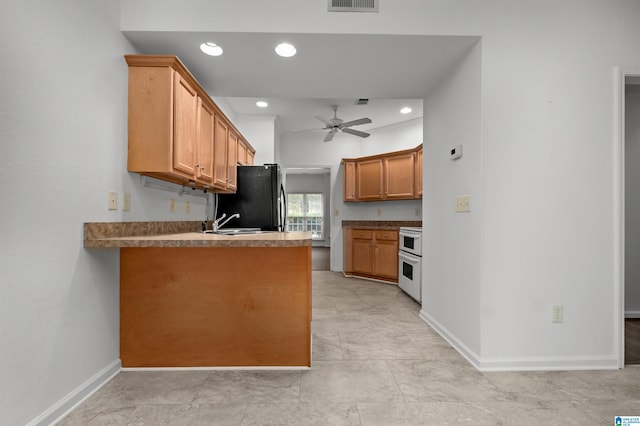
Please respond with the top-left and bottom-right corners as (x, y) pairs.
(84, 222), (312, 248)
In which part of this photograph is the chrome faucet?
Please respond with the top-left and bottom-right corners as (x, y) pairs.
(213, 213), (240, 231)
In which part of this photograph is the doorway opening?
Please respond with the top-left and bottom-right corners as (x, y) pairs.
(284, 166), (333, 271)
(624, 74), (640, 365)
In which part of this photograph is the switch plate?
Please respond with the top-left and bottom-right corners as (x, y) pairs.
(455, 195), (471, 213)
(552, 305), (564, 323)
(376, 208), (381, 217)
(170, 198), (176, 213)
(122, 193), (131, 211)
(108, 192), (117, 210)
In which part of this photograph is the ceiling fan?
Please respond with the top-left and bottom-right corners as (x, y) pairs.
(314, 105), (372, 142)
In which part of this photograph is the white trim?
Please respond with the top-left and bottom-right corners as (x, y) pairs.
(419, 309), (482, 369)
(122, 366), (311, 371)
(616, 67), (640, 368)
(419, 310), (619, 372)
(625, 310), (640, 319)
(29, 359), (121, 426)
(614, 66), (625, 369)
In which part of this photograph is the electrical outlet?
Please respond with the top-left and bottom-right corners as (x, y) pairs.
(108, 192), (117, 210)
(170, 198), (176, 213)
(185, 200), (190, 214)
(415, 208), (420, 217)
(552, 305), (564, 323)
(334, 209), (339, 217)
(376, 208), (381, 217)
(122, 193), (131, 211)
(455, 195), (471, 213)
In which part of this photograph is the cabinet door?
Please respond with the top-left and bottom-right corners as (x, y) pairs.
(352, 237), (374, 274)
(352, 229), (374, 274)
(196, 99), (214, 185)
(343, 227), (354, 273)
(213, 116), (229, 189)
(415, 146), (423, 198)
(357, 158), (383, 201)
(385, 152), (415, 200)
(247, 149), (255, 165)
(173, 72), (198, 177)
(343, 160), (357, 201)
(227, 129), (238, 191)
(373, 230), (399, 280)
(237, 139), (248, 166)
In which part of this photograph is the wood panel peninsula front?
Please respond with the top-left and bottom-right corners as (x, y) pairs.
(84, 222), (312, 368)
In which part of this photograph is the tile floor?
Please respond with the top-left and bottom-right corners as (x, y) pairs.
(58, 271), (640, 425)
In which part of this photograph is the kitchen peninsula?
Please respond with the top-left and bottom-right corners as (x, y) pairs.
(85, 222), (312, 368)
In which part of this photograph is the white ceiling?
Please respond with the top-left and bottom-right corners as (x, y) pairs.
(123, 31), (478, 135)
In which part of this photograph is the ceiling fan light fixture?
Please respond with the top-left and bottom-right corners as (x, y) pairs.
(275, 42), (296, 58)
(200, 42), (223, 56)
(256, 101), (269, 108)
(400, 107), (412, 114)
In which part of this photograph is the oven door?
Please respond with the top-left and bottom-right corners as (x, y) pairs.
(399, 228), (422, 257)
(398, 250), (422, 303)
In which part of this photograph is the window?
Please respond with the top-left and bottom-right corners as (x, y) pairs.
(287, 193), (324, 240)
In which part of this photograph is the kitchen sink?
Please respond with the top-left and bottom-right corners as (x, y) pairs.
(203, 228), (263, 235)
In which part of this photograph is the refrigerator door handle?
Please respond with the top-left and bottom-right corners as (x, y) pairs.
(280, 184), (287, 232)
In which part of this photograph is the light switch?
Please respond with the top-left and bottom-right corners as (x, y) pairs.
(170, 198), (176, 213)
(185, 200), (191, 214)
(455, 195), (471, 213)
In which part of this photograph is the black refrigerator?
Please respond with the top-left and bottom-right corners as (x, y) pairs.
(216, 164), (286, 231)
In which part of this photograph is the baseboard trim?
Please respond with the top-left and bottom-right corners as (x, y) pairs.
(28, 359), (121, 426)
(419, 310), (619, 372)
(625, 310), (640, 318)
(122, 366), (311, 371)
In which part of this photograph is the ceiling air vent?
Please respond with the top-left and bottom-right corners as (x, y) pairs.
(355, 98), (369, 105)
(328, 0), (378, 13)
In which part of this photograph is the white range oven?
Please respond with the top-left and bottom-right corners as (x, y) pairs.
(398, 227), (422, 303)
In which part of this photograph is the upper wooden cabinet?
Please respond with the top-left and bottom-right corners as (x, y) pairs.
(415, 145), (423, 198)
(343, 160), (357, 201)
(342, 144), (422, 202)
(237, 138), (255, 166)
(357, 158), (384, 201)
(125, 55), (255, 192)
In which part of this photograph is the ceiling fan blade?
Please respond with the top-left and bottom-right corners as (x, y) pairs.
(340, 117), (372, 128)
(315, 116), (331, 126)
(342, 128), (370, 138)
(323, 130), (336, 142)
(291, 127), (326, 133)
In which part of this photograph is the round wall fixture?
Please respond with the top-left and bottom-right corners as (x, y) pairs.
(275, 42), (296, 57)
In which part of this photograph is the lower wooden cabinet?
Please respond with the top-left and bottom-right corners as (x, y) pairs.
(344, 227), (399, 283)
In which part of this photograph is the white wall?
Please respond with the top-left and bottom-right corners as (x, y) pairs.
(626, 84), (640, 316)
(421, 42), (482, 358)
(233, 115), (277, 165)
(0, 1), (208, 424)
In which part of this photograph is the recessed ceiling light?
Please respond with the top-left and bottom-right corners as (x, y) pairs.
(256, 101), (268, 108)
(200, 42), (223, 56)
(400, 107), (412, 114)
(275, 42), (296, 58)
